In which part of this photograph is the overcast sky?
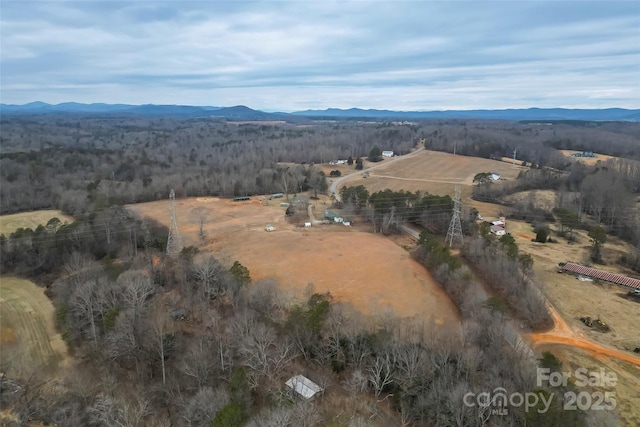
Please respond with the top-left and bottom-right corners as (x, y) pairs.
(1, 1), (639, 111)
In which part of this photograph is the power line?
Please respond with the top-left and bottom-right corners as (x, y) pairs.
(445, 186), (464, 248)
(166, 189), (183, 257)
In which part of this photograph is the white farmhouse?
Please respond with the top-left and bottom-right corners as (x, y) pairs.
(382, 150), (394, 158)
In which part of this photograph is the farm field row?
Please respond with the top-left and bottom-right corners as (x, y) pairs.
(0, 276), (68, 378)
(332, 150), (526, 218)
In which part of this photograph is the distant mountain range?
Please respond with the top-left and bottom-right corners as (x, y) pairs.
(1, 102), (638, 122)
(292, 107), (640, 121)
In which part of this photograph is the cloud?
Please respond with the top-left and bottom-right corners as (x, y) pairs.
(1, 1), (638, 109)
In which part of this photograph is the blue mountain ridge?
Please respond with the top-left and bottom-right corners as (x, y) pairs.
(1, 102), (637, 121)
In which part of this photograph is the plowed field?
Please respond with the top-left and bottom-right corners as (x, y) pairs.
(0, 277), (67, 377)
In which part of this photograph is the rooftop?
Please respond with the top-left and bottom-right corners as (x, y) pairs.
(285, 375), (322, 400)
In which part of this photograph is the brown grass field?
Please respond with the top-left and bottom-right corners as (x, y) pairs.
(332, 150), (526, 218)
(559, 149), (616, 165)
(506, 220), (640, 352)
(0, 209), (73, 236)
(128, 149), (640, 421)
(327, 150), (640, 422)
(0, 276), (68, 378)
(127, 197), (460, 325)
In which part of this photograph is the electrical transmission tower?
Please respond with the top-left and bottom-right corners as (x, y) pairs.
(445, 186), (464, 248)
(166, 189), (183, 257)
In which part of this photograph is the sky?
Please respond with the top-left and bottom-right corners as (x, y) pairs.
(1, 1), (639, 111)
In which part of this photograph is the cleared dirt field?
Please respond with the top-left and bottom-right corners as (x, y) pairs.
(0, 277), (68, 378)
(127, 197), (460, 324)
(0, 209), (73, 236)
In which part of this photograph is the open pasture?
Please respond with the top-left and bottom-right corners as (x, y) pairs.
(0, 209), (73, 236)
(127, 197), (460, 324)
(336, 150), (527, 218)
(559, 149), (616, 165)
(0, 277), (68, 378)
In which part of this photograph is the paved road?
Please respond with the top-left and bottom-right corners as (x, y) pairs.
(330, 147), (425, 202)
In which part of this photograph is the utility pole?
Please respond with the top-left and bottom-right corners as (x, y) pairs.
(445, 186), (464, 248)
(166, 189), (183, 257)
(513, 148), (517, 167)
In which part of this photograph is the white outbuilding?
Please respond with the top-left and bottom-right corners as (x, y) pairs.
(286, 375), (323, 400)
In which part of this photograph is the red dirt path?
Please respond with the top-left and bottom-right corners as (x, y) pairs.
(528, 303), (640, 367)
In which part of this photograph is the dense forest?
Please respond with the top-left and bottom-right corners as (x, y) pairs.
(0, 116), (416, 215)
(1, 114), (638, 426)
(2, 115), (639, 218)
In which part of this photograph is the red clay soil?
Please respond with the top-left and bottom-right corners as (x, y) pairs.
(529, 303), (640, 367)
(128, 197), (460, 326)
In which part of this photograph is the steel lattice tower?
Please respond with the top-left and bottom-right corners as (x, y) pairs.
(445, 186), (464, 248)
(166, 189), (183, 256)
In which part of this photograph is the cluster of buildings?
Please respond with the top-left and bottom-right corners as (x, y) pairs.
(490, 217), (507, 236)
(571, 151), (595, 158)
(328, 150), (394, 165)
(324, 210), (351, 227)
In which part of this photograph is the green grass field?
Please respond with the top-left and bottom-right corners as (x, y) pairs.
(0, 209), (73, 236)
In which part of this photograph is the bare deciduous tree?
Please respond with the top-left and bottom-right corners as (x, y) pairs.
(189, 206), (210, 243)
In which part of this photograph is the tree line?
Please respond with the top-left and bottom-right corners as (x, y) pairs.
(0, 115), (417, 215)
(3, 243), (611, 426)
(339, 187), (458, 234)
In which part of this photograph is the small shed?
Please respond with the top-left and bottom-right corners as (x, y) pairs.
(490, 173), (501, 181)
(286, 375), (322, 400)
(265, 224), (275, 232)
(382, 150), (394, 157)
(304, 222), (312, 228)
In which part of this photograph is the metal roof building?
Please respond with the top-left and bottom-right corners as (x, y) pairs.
(285, 375), (322, 400)
(561, 262), (640, 290)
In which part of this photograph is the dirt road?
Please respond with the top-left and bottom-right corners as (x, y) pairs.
(529, 303), (640, 367)
(330, 147), (425, 201)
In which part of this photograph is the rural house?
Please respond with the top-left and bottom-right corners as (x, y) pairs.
(490, 225), (506, 236)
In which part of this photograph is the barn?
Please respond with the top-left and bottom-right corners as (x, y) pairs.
(560, 262), (640, 290)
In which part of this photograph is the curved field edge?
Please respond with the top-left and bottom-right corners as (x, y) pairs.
(0, 276), (68, 378)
